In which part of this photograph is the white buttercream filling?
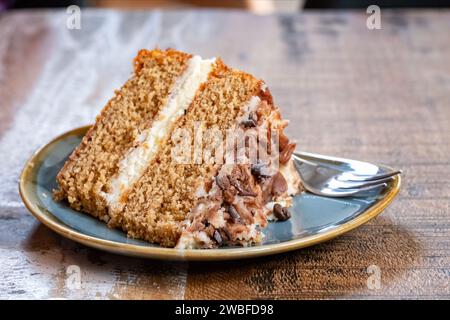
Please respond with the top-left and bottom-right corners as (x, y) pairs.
(102, 55), (215, 210)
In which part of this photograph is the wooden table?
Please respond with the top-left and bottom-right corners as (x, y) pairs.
(0, 8), (449, 299)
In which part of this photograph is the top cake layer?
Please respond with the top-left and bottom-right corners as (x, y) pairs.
(55, 49), (302, 248)
(55, 49), (192, 221)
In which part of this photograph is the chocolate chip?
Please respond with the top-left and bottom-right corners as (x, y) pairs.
(216, 175), (231, 190)
(221, 230), (230, 241)
(241, 119), (257, 128)
(213, 230), (223, 245)
(237, 189), (257, 197)
(251, 163), (271, 181)
(227, 204), (241, 222)
(228, 175), (255, 197)
(273, 203), (291, 221)
(241, 112), (258, 128)
(271, 172), (288, 196)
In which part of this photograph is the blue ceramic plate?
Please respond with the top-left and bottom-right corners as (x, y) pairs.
(19, 126), (400, 261)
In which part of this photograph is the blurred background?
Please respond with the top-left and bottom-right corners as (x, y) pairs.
(1, 0), (450, 13)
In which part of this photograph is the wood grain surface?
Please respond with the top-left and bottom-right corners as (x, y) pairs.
(0, 8), (449, 299)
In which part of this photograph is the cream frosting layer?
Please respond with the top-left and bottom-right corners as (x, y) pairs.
(102, 55), (215, 212)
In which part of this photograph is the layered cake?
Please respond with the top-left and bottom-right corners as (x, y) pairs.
(54, 49), (302, 248)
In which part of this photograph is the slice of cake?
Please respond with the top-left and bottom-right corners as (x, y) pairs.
(54, 48), (302, 248)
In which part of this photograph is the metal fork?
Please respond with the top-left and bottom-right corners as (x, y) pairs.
(293, 151), (402, 197)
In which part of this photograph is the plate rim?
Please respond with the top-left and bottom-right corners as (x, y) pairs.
(19, 125), (401, 261)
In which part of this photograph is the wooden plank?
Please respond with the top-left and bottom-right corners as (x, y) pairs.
(0, 207), (188, 299)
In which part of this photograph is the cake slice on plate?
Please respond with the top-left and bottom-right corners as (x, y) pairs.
(54, 49), (302, 248)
